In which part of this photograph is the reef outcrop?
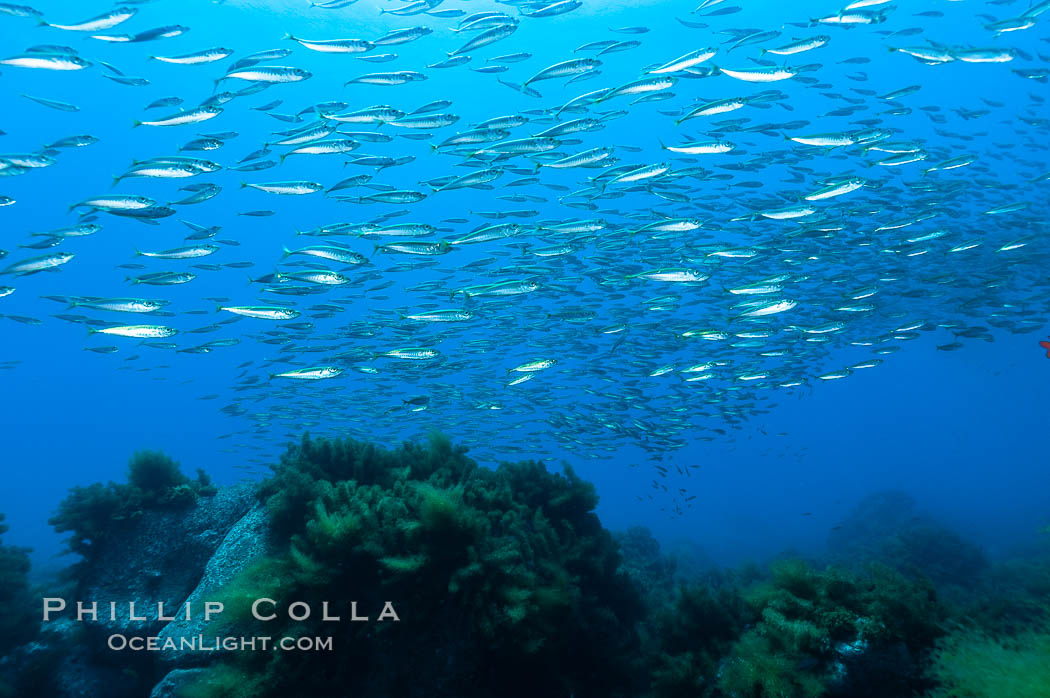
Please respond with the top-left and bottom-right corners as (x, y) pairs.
(2, 442), (1041, 698)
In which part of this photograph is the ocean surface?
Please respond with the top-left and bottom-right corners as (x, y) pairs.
(0, 0), (1048, 573)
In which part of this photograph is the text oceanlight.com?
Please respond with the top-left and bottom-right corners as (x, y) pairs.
(107, 635), (334, 652)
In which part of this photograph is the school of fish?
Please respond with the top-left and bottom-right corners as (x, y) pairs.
(0, 0), (1047, 511)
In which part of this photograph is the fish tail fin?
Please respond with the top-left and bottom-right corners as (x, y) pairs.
(240, 181), (248, 189)
(282, 33), (294, 41)
(281, 245), (293, 258)
(133, 247), (142, 257)
(131, 119), (142, 128)
(36, 19), (48, 27)
(111, 175), (121, 188)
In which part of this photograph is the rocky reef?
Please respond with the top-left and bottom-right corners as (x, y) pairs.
(180, 433), (647, 698)
(2, 451), (256, 698)
(1, 437), (1046, 698)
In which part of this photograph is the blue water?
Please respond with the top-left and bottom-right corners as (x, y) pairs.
(1, 0), (1048, 573)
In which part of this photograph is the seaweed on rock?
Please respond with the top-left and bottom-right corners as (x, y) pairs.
(641, 554), (947, 698)
(18, 437), (1016, 698)
(828, 491), (988, 592)
(926, 626), (1050, 698)
(954, 553), (1050, 636)
(48, 450), (213, 560)
(649, 582), (749, 698)
(190, 433), (646, 698)
(616, 526), (680, 608)
(0, 514), (37, 654)
(717, 559), (945, 698)
(0, 513), (47, 698)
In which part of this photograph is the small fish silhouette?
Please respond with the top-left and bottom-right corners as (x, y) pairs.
(1040, 337), (1050, 358)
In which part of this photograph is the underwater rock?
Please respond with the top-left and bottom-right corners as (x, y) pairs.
(35, 483), (257, 698)
(164, 434), (648, 698)
(829, 641), (925, 698)
(149, 668), (209, 698)
(10, 619), (134, 698)
(828, 490), (928, 557)
(155, 502), (271, 667)
(69, 481), (257, 638)
(829, 490), (988, 588)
